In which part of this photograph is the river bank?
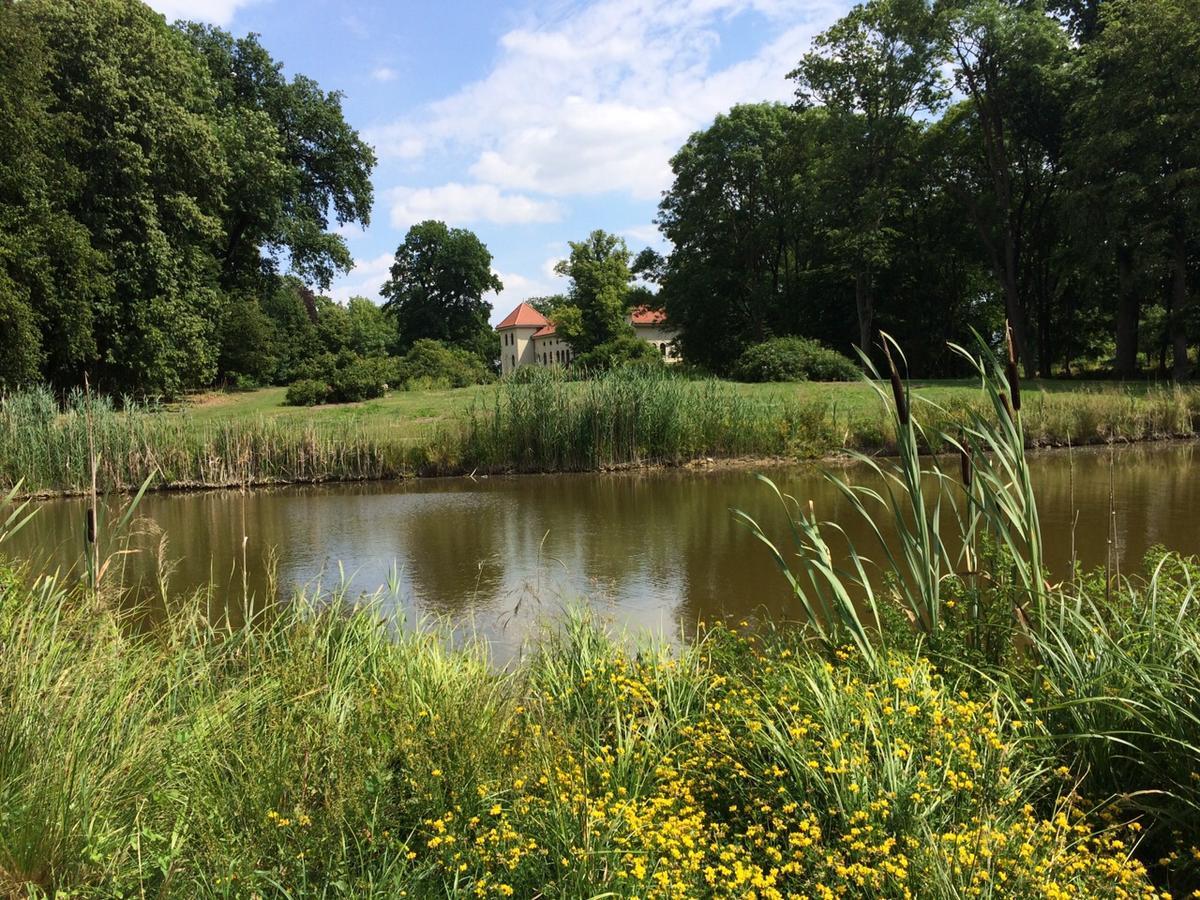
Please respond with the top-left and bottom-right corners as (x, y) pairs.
(3, 371), (1199, 497)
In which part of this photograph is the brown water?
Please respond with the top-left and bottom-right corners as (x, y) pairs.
(10, 442), (1198, 658)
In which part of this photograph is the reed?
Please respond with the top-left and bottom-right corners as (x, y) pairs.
(2, 372), (1200, 495)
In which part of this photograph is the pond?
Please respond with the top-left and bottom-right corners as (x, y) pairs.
(11, 442), (1198, 659)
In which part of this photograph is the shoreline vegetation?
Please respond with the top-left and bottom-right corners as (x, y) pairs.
(3, 369), (1200, 497)
(2, 339), (1199, 897)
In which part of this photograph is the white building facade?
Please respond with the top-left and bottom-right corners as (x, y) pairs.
(496, 302), (680, 376)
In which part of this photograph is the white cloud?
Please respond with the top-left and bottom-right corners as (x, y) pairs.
(328, 252), (394, 305)
(622, 224), (664, 245)
(367, 0), (847, 199)
(388, 183), (564, 228)
(144, 0), (260, 25)
(372, 66), (399, 83)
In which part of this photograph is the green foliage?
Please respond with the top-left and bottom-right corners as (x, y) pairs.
(0, 1), (373, 396)
(733, 336), (859, 382)
(179, 24), (375, 291)
(393, 339), (494, 390)
(0, 562), (1180, 896)
(283, 378), (330, 407)
(553, 230), (642, 353)
(328, 356), (390, 403)
(381, 221), (503, 358)
(572, 334), (664, 373)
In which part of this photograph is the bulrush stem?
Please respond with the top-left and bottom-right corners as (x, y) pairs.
(881, 337), (909, 427)
(1006, 321), (1022, 413)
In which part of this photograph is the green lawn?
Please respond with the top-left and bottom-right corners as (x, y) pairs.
(180, 377), (1181, 433)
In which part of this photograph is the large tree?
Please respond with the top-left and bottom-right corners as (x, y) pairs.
(938, 0), (1071, 374)
(656, 104), (839, 371)
(790, 0), (946, 355)
(380, 221), (503, 357)
(178, 25), (376, 293)
(552, 231), (642, 354)
(1069, 0), (1200, 379)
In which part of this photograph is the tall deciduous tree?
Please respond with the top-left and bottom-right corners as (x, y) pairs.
(1070, 0), (1200, 379)
(553, 231), (640, 353)
(791, 0), (946, 356)
(657, 104), (836, 371)
(381, 221), (503, 357)
(939, 0), (1071, 374)
(178, 25), (376, 292)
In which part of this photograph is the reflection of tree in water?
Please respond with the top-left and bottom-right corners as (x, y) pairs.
(11, 444), (1200, 653)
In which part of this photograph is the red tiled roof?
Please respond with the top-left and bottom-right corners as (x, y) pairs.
(532, 323), (557, 338)
(630, 306), (667, 326)
(496, 302), (549, 329)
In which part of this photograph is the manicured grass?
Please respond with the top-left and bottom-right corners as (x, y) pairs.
(182, 384), (493, 441)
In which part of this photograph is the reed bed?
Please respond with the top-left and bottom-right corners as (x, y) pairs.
(2, 373), (1199, 494)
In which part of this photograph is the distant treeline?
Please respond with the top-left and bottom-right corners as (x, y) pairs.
(649, 0), (1200, 379)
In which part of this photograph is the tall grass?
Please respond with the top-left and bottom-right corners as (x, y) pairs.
(3, 372), (1200, 495)
(0, 567), (1170, 897)
(739, 329), (1200, 890)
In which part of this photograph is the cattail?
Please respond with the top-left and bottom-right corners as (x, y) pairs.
(86, 507), (96, 544)
(959, 434), (973, 489)
(1005, 321), (1022, 412)
(1000, 391), (1013, 422)
(881, 336), (909, 426)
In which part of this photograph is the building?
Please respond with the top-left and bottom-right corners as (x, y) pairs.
(496, 302), (680, 376)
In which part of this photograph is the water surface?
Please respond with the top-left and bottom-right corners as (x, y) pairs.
(13, 442), (1198, 658)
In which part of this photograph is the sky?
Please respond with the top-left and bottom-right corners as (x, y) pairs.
(146, 0), (853, 323)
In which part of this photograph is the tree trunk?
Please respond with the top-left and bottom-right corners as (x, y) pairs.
(1170, 224), (1191, 381)
(855, 269), (874, 358)
(1114, 244), (1140, 377)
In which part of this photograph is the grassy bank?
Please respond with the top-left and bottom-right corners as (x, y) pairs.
(3, 370), (1200, 494)
(0, 564), (1195, 898)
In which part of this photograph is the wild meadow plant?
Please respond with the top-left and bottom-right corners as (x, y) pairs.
(737, 328), (1200, 891)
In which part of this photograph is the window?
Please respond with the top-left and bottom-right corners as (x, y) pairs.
(510, 355), (515, 368)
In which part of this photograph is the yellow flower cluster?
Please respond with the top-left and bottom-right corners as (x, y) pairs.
(375, 628), (1166, 898)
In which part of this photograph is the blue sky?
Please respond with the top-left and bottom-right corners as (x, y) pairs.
(147, 0), (852, 322)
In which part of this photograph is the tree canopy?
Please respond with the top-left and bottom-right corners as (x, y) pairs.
(380, 221), (503, 361)
(657, 0), (1200, 379)
(0, 0), (374, 395)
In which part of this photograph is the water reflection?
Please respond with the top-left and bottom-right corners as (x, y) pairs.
(13, 442), (1198, 660)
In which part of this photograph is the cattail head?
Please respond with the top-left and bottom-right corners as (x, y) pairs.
(881, 336), (909, 426)
(1005, 321), (1022, 412)
(959, 434), (973, 489)
(86, 507), (96, 544)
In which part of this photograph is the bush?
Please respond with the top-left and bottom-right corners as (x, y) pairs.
(394, 339), (493, 389)
(733, 336), (858, 382)
(329, 355), (390, 403)
(284, 378), (330, 407)
(572, 334), (664, 373)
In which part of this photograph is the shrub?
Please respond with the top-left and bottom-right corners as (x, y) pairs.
(572, 334), (664, 373)
(329, 355), (390, 403)
(284, 378), (330, 407)
(733, 336), (858, 382)
(394, 339), (493, 389)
